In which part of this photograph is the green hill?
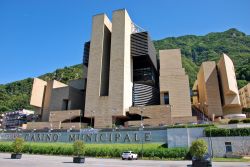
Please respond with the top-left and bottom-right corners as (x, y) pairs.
(0, 64), (83, 112)
(154, 28), (250, 86)
(0, 28), (249, 112)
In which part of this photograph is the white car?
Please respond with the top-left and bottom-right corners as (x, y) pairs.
(121, 151), (138, 160)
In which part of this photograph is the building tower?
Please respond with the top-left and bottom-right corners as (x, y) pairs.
(84, 9), (133, 128)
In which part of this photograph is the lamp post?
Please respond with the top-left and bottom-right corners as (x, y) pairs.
(49, 113), (55, 130)
(209, 125), (213, 158)
(111, 109), (117, 130)
(139, 107), (145, 159)
(69, 111), (72, 123)
(203, 102), (208, 122)
(79, 111), (82, 129)
(166, 105), (173, 125)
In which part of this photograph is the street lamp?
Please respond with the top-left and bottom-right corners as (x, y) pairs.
(49, 113), (55, 130)
(69, 111), (73, 123)
(139, 107), (145, 159)
(111, 109), (117, 130)
(79, 111), (82, 129)
(209, 125), (213, 158)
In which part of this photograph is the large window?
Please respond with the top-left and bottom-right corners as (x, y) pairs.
(164, 92), (169, 105)
(225, 142), (232, 153)
(62, 99), (69, 110)
(133, 67), (154, 82)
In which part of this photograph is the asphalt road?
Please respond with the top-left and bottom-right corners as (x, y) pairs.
(0, 153), (249, 167)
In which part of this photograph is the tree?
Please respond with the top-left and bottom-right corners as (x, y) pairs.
(190, 139), (208, 160)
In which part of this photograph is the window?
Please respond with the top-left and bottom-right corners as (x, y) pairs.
(225, 142), (232, 153)
(62, 99), (69, 110)
(164, 92), (169, 105)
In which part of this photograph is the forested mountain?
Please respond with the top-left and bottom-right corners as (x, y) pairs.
(0, 28), (249, 112)
(154, 28), (250, 86)
(0, 64), (83, 112)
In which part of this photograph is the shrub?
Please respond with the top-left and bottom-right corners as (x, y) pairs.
(228, 119), (240, 124)
(12, 137), (24, 154)
(73, 140), (85, 157)
(204, 127), (250, 137)
(242, 118), (250, 123)
(189, 139), (208, 160)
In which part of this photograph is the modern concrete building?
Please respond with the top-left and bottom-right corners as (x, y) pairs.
(159, 49), (192, 118)
(28, 78), (87, 130)
(83, 9), (195, 128)
(239, 83), (250, 109)
(192, 53), (242, 120)
(29, 9), (195, 129)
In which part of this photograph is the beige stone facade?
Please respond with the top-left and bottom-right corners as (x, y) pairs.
(239, 83), (250, 108)
(84, 9), (133, 128)
(128, 105), (172, 126)
(125, 49), (195, 126)
(193, 53), (242, 119)
(159, 49), (192, 118)
(26, 110), (87, 130)
(30, 78), (47, 108)
(41, 80), (68, 121)
(28, 77), (85, 130)
(196, 61), (223, 117)
(29, 9), (199, 129)
(217, 54), (242, 114)
(128, 105), (196, 126)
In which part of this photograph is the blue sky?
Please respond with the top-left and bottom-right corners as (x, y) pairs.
(0, 0), (249, 84)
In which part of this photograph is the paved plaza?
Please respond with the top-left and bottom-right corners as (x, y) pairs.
(0, 153), (249, 167)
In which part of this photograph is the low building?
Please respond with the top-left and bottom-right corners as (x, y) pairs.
(239, 83), (250, 108)
(2, 109), (34, 129)
(28, 78), (87, 130)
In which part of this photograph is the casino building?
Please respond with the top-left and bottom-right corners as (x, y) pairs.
(28, 9), (195, 129)
(28, 9), (242, 130)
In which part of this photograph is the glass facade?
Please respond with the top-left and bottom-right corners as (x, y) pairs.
(133, 67), (155, 83)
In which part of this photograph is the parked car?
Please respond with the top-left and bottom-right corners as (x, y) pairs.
(121, 151), (138, 160)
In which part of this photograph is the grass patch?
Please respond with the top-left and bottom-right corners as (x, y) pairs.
(0, 142), (188, 159)
(213, 157), (250, 162)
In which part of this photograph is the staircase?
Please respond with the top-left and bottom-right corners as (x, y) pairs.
(192, 105), (211, 123)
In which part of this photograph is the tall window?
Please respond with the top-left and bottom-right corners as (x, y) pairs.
(225, 142), (232, 153)
(62, 99), (69, 110)
(164, 92), (169, 105)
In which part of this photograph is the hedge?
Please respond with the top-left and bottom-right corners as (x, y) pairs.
(204, 127), (250, 137)
(166, 124), (214, 129)
(228, 119), (240, 124)
(0, 142), (188, 159)
(242, 119), (250, 123)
